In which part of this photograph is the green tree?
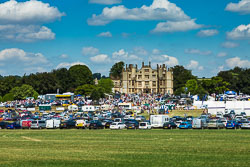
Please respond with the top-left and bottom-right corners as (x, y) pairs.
(3, 93), (14, 102)
(90, 89), (101, 101)
(110, 61), (124, 79)
(93, 73), (101, 80)
(74, 84), (96, 96)
(171, 65), (196, 95)
(98, 78), (114, 94)
(10, 84), (38, 100)
(0, 96), (2, 102)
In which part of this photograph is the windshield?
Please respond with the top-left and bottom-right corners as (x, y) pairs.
(140, 123), (146, 126)
(180, 123), (187, 125)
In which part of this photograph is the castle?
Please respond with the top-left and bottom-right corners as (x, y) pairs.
(112, 62), (173, 94)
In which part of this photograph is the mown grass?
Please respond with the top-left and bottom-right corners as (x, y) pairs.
(0, 129), (249, 167)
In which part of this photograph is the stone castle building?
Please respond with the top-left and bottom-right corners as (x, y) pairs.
(112, 62), (173, 94)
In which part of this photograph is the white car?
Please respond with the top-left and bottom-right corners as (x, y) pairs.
(110, 122), (126, 130)
(139, 122), (152, 129)
(241, 122), (250, 129)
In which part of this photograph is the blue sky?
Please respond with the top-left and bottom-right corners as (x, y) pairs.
(0, 0), (250, 77)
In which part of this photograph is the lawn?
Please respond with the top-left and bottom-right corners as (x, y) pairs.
(0, 129), (249, 167)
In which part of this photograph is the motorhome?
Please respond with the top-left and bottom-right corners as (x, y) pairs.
(150, 115), (169, 128)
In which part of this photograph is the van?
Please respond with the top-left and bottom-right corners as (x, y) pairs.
(46, 119), (61, 129)
(21, 120), (32, 129)
(150, 115), (169, 128)
(192, 118), (207, 129)
(31, 120), (46, 129)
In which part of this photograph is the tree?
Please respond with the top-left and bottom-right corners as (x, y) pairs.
(69, 65), (93, 90)
(10, 84), (38, 100)
(98, 78), (114, 94)
(3, 93), (14, 102)
(93, 73), (101, 80)
(110, 61), (124, 79)
(90, 89), (101, 101)
(74, 84), (96, 96)
(171, 65), (196, 95)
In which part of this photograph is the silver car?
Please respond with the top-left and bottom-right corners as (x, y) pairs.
(208, 119), (224, 129)
(241, 122), (250, 129)
(31, 120), (46, 129)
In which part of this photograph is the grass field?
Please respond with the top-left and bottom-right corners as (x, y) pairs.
(0, 129), (250, 167)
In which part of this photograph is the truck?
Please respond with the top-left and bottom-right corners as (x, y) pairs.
(192, 118), (207, 129)
(46, 119), (61, 129)
(150, 115), (169, 128)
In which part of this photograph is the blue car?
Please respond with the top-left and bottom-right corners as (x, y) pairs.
(179, 122), (192, 129)
(6, 122), (21, 129)
(226, 121), (240, 129)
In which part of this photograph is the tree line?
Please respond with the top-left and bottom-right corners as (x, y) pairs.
(0, 65), (114, 102)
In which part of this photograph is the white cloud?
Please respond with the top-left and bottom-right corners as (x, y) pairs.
(226, 57), (250, 68)
(222, 41), (239, 48)
(185, 49), (212, 55)
(0, 25), (55, 42)
(0, 48), (51, 75)
(90, 54), (111, 63)
(217, 52), (228, 57)
(89, 0), (122, 5)
(112, 49), (142, 61)
(60, 54), (68, 59)
(151, 54), (179, 67)
(152, 49), (160, 55)
(0, 0), (64, 42)
(56, 62), (87, 69)
(152, 19), (202, 33)
(0, 0), (64, 24)
(186, 60), (203, 71)
(82, 46), (99, 56)
(197, 29), (219, 37)
(227, 24), (250, 40)
(133, 47), (148, 56)
(88, 0), (190, 26)
(225, 0), (250, 14)
(97, 31), (112, 37)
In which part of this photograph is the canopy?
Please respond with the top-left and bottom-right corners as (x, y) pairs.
(225, 91), (236, 95)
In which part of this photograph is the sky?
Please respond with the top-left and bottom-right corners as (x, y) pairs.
(0, 0), (250, 77)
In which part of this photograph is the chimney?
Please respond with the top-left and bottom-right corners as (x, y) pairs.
(142, 62), (144, 67)
(126, 64), (128, 70)
(163, 64), (165, 68)
(157, 64), (159, 69)
(136, 64), (138, 69)
(149, 61), (151, 67)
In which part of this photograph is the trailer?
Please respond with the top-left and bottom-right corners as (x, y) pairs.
(46, 119), (61, 129)
(192, 118), (207, 129)
(150, 115), (169, 128)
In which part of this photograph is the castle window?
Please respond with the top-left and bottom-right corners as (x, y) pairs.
(145, 81), (149, 85)
(144, 69), (149, 72)
(145, 75), (149, 79)
(138, 75), (142, 79)
(153, 81), (156, 86)
(129, 74), (131, 78)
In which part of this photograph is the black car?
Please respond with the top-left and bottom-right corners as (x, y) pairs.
(0, 121), (7, 129)
(60, 120), (76, 129)
(102, 119), (113, 129)
(126, 120), (139, 129)
(89, 120), (104, 129)
(163, 122), (177, 129)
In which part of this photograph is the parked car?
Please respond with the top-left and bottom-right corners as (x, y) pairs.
(135, 116), (146, 122)
(75, 119), (86, 129)
(21, 120), (32, 129)
(226, 121), (240, 129)
(139, 122), (152, 129)
(179, 122), (192, 129)
(241, 121), (250, 129)
(102, 119), (113, 129)
(0, 121), (7, 129)
(207, 119), (224, 129)
(6, 121), (21, 129)
(30, 120), (46, 129)
(89, 120), (104, 129)
(110, 122), (126, 130)
(163, 121), (177, 129)
(60, 120), (76, 129)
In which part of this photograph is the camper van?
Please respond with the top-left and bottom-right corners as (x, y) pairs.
(192, 118), (207, 129)
(46, 119), (61, 129)
(118, 103), (132, 110)
(150, 115), (169, 128)
(82, 106), (95, 112)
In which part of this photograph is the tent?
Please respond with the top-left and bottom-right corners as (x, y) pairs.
(225, 91), (236, 95)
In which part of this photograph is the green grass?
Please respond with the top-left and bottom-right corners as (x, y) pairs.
(0, 129), (250, 167)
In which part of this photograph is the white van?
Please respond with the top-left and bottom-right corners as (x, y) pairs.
(150, 115), (169, 128)
(46, 119), (61, 129)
